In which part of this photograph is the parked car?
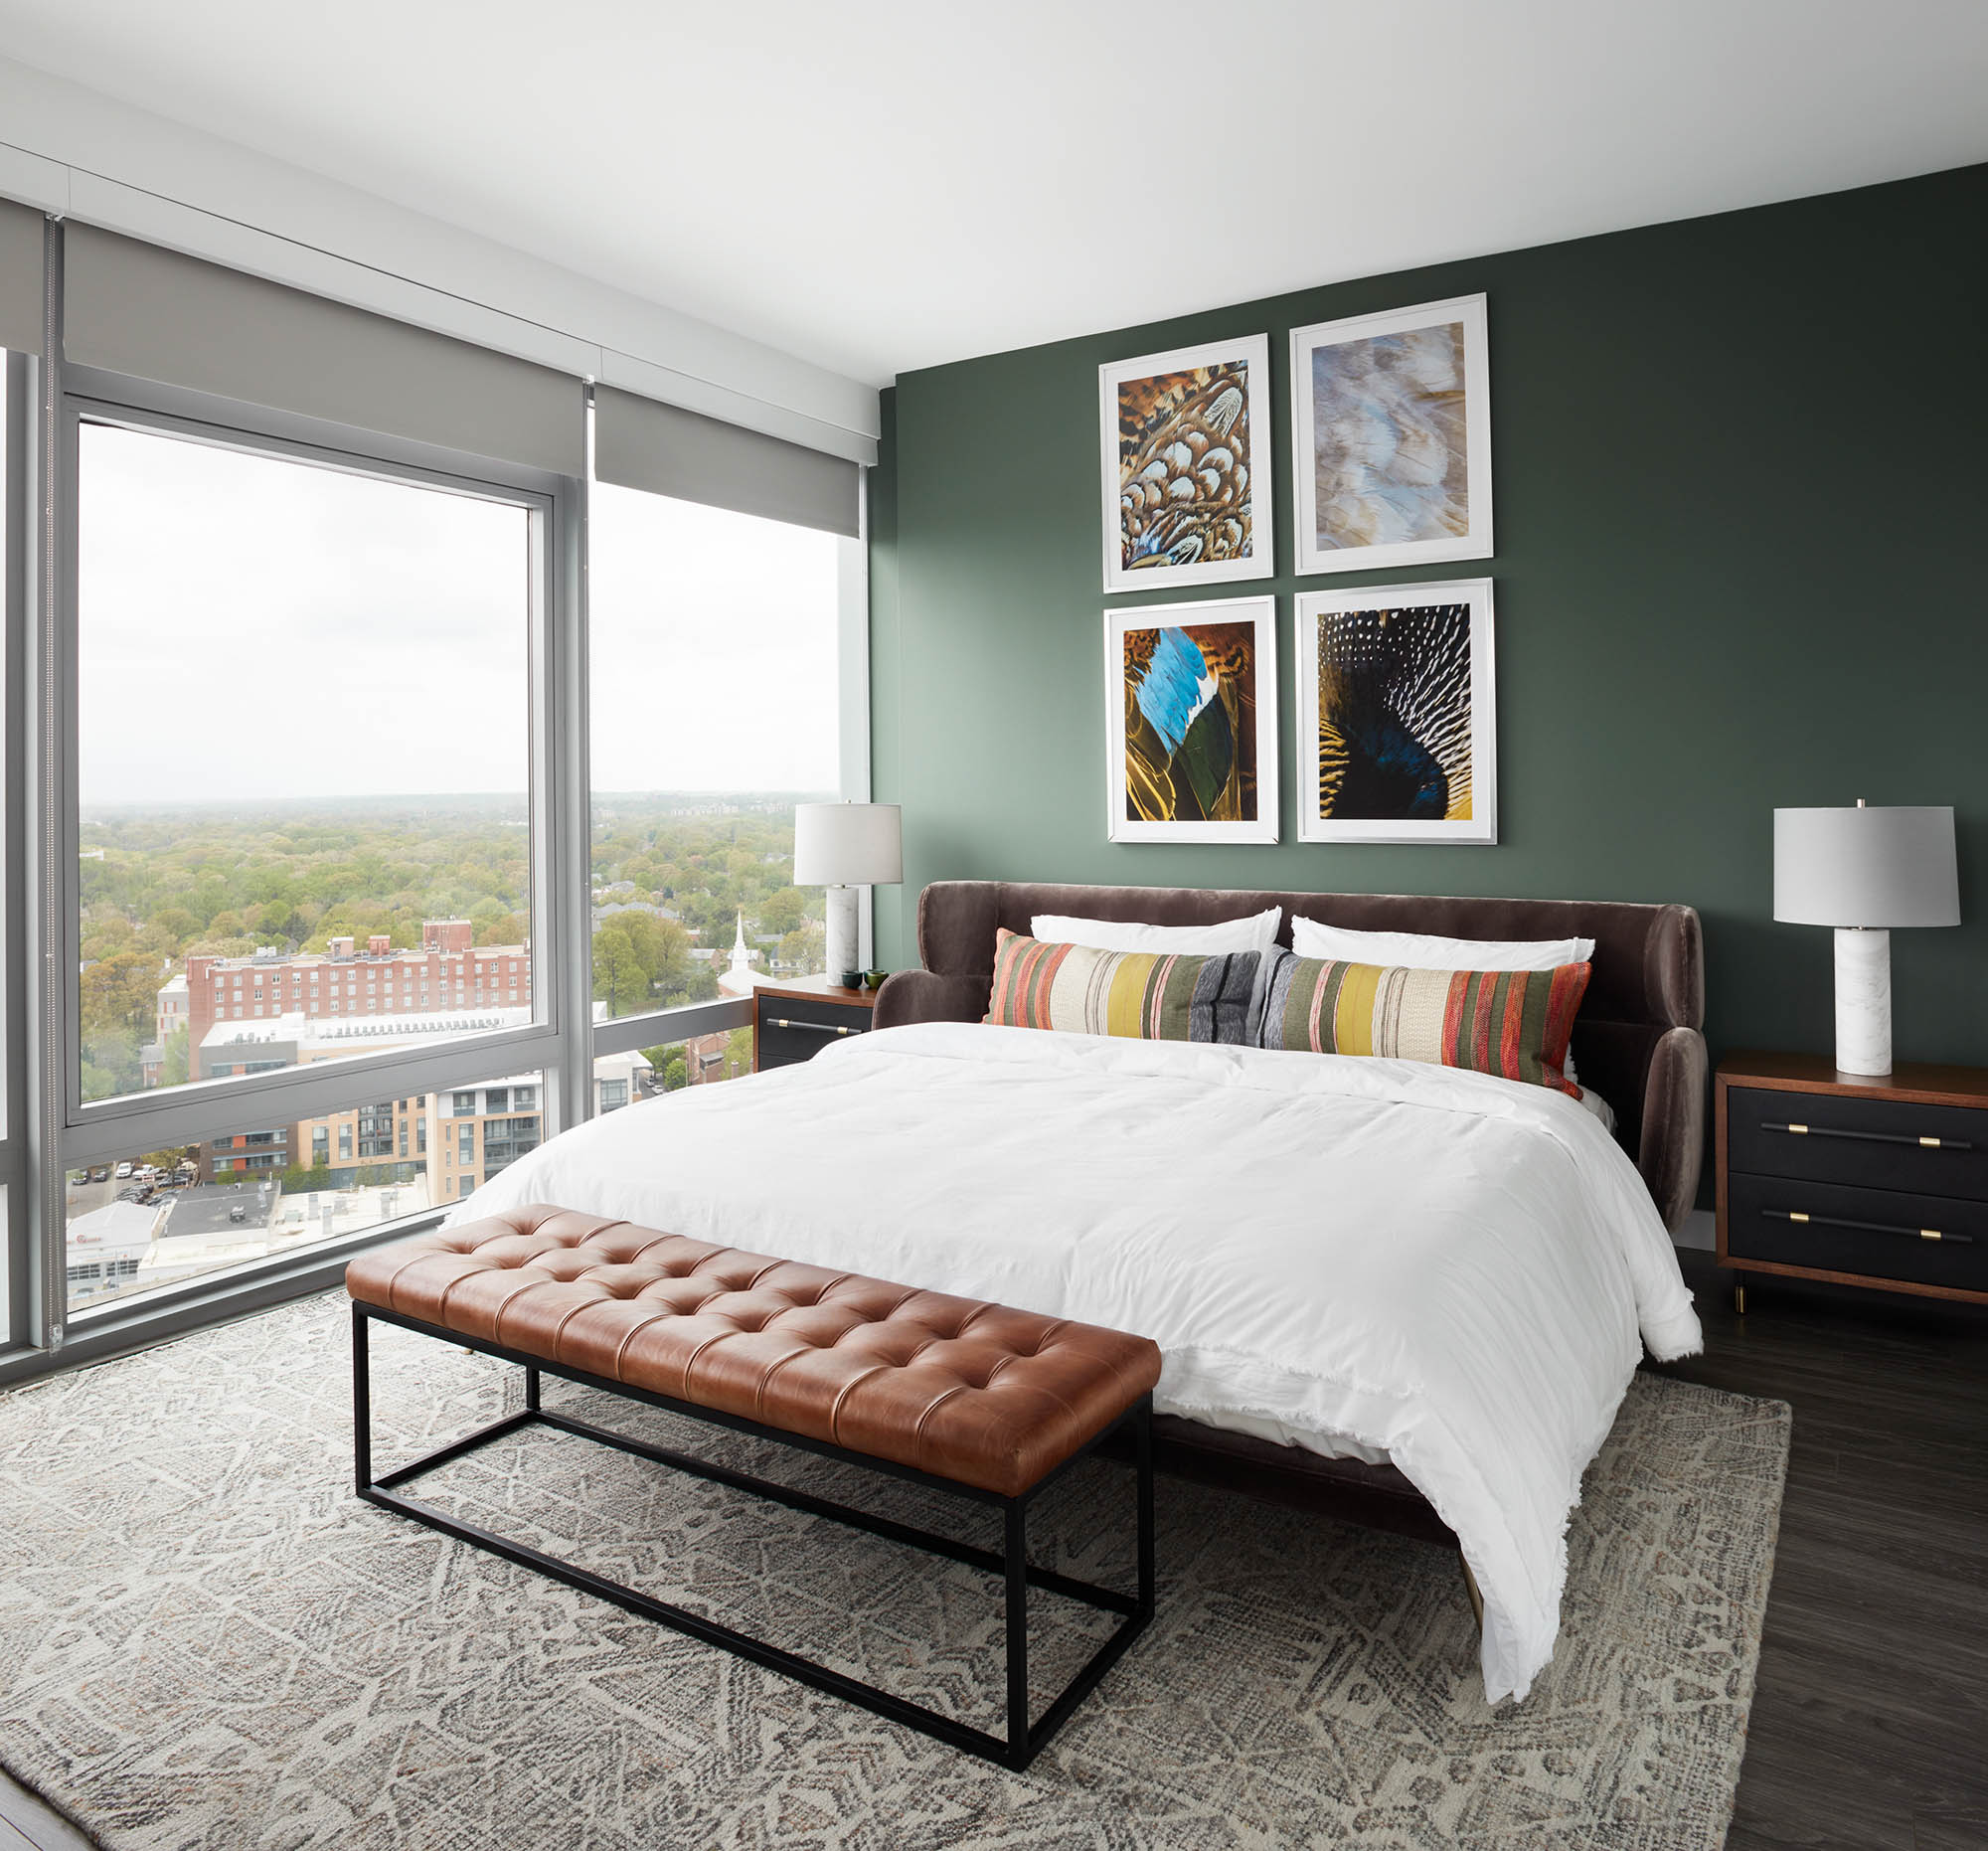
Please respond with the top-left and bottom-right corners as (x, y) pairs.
(113, 1161), (133, 1179)
(87, 1166), (110, 1183)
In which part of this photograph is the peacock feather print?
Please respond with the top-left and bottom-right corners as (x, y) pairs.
(1122, 620), (1257, 824)
(1316, 603), (1473, 822)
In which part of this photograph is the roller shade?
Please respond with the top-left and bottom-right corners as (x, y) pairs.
(594, 385), (860, 537)
(64, 225), (584, 476)
(0, 198), (46, 355)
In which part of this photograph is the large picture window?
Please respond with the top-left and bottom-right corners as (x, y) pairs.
(45, 373), (579, 1339)
(74, 420), (536, 1105)
(0, 214), (867, 1379)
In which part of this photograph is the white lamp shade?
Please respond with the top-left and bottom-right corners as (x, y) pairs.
(793, 802), (903, 888)
(1774, 805), (1959, 928)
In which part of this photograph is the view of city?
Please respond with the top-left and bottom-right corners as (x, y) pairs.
(67, 792), (833, 1308)
(64, 426), (846, 1316)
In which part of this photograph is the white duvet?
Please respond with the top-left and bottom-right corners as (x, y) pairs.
(451, 1021), (1702, 1703)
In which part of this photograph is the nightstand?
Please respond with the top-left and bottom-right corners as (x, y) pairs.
(751, 975), (878, 1073)
(1717, 1052), (1988, 1313)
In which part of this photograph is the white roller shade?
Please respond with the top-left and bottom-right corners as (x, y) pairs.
(0, 197), (46, 355)
(64, 225), (584, 476)
(593, 384), (860, 537)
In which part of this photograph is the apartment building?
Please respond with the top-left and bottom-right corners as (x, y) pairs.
(182, 919), (530, 1055)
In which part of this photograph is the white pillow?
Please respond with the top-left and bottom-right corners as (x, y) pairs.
(1288, 919), (1596, 1084)
(1288, 919), (1596, 969)
(1030, 906), (1282, 956)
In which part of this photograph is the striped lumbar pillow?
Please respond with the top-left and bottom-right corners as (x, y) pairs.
(1255, 950), (1589, 1095)
(985, 927), (1258, 1045)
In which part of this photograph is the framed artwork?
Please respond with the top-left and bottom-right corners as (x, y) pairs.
(1295, 580), (1495, 844)
(1289, 294), (1492, 577)
(1105, 595), (1278, 843)
(1099, 333), (1272, 592)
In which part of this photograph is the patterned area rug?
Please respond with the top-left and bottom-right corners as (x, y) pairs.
(0, 1292), (1788, 1850)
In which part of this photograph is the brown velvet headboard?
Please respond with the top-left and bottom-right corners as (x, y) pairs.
(874, 881), (1707, 1233)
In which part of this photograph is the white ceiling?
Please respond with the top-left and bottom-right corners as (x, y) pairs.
(1, 0), (1983, 388)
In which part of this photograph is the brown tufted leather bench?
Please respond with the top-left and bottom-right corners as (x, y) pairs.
(348, 1204), (1160, 1768)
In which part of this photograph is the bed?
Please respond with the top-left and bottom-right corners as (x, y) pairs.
(453, 882), (1707, 1703)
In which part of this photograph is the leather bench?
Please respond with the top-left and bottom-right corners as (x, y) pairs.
(347, 1205), (1161, 1768)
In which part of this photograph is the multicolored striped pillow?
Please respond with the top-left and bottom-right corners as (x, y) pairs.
(1256, 949), (1589, 1095)
(985, 927), (1257, 1045)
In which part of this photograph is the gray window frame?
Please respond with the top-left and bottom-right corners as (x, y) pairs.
(1, 223), (597, 1377)
(2, 350), (29, 1354)
(0, 221), (873, 1387)
(53, 378), (570, 1144)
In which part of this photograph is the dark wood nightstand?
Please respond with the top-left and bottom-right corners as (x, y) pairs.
(751, 976), (878, 1073)
(1717, 1052), (1988, 1313)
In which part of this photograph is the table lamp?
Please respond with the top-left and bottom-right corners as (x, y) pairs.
(793, 801), (903, 987)
(1773, 800), (1959, 1076)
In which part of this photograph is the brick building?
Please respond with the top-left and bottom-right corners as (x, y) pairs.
(183, 919), (530, 1066)
(168, 919), (532, 1185)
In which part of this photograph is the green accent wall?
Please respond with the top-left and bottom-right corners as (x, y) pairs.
(869, 163), (1988, 1076)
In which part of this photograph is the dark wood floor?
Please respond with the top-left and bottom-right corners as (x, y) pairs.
(2, 1250), (1983, 1848)
(1663, 1249), (1988, 1850)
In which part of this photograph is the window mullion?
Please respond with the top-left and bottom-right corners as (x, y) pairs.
(26, 228), (67, 1348)
(545, 466), (591, 1135)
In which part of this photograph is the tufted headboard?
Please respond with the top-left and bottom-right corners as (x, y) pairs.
(874, 881), (1707, 1232)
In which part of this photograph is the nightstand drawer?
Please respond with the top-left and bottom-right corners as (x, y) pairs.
(1726, 1086), (1988, 1202)
(1727, 1171), (1988, 1292)
(756, 999), (871, 1070)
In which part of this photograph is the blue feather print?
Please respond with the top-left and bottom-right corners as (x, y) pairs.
(1135, 627), (1218, 756)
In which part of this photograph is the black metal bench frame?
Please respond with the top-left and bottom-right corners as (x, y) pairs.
(352, 1302), (1156, 1768)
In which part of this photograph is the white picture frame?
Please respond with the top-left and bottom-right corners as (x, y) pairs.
(1289, 294), (1492, 577)
(1295, 579), (1496, 844)
(1105, 594), (1279, 844)
(1099, 333), (1272, 593)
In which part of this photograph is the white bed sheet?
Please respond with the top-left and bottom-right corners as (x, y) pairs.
(451, 1021), (1701, 1702)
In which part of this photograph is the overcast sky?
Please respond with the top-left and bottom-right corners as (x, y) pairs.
(78, 422), (841, 807)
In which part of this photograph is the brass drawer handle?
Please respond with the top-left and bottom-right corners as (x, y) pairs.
(767, 1017), (857, 1036)
(1763, 1120), (1972, 1152)
(1764, 1207), (1973, 1245)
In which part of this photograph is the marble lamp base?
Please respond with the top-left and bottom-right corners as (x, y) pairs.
(1834, 926), (1892, 1077)
(825, 884), (860, 985)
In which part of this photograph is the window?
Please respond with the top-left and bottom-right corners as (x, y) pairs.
(2, 222), (865, 1372)
(585, 487), (842, 1027)
(67, 1129), (386, 1312)
(481, 1112), (541, 1178)
(74, 419), (535, 1105)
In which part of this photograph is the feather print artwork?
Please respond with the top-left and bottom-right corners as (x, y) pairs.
(1310, 322), (1469, 554)
(1115, 362), (1253, 574)
(1291, 296), (1490, 576)
(1316, 603), (1473, 822)
(1122, 619), (1258, 825)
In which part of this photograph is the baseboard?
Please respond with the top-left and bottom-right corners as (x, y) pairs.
(1673, 1209), (1715, 1253)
